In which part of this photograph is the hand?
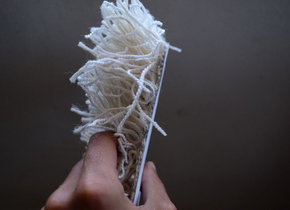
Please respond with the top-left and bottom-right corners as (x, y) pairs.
(42, 132), (176, 210)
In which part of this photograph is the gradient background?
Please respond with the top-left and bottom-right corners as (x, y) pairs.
(1, 0), (290, 209)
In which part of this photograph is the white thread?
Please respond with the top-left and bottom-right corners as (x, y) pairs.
(70, 0), (180, 200)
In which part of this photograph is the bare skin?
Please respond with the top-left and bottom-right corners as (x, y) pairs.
(42, 132), (176, 210)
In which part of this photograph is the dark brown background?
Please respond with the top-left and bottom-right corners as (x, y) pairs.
(1, 0), (290, 209)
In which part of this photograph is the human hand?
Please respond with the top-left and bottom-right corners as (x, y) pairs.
(42, 132), (176, 210)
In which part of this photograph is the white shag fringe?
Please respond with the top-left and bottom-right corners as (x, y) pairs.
(70, 0), (180, 200)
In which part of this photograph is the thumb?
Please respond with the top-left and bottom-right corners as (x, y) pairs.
(141, 162), (176, 209)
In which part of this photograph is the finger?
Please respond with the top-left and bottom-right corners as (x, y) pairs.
(44, 159), (83, 209)
(82, 131), (118, 179)
(73, 132), (128, 209)
(141, 161), (166, 203)
(141, 162), (176, 209)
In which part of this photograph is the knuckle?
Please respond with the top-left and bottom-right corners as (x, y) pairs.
(159, 201), (177, 210)
(45, 194), (68, 210)
(74, 180), (109, 204)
